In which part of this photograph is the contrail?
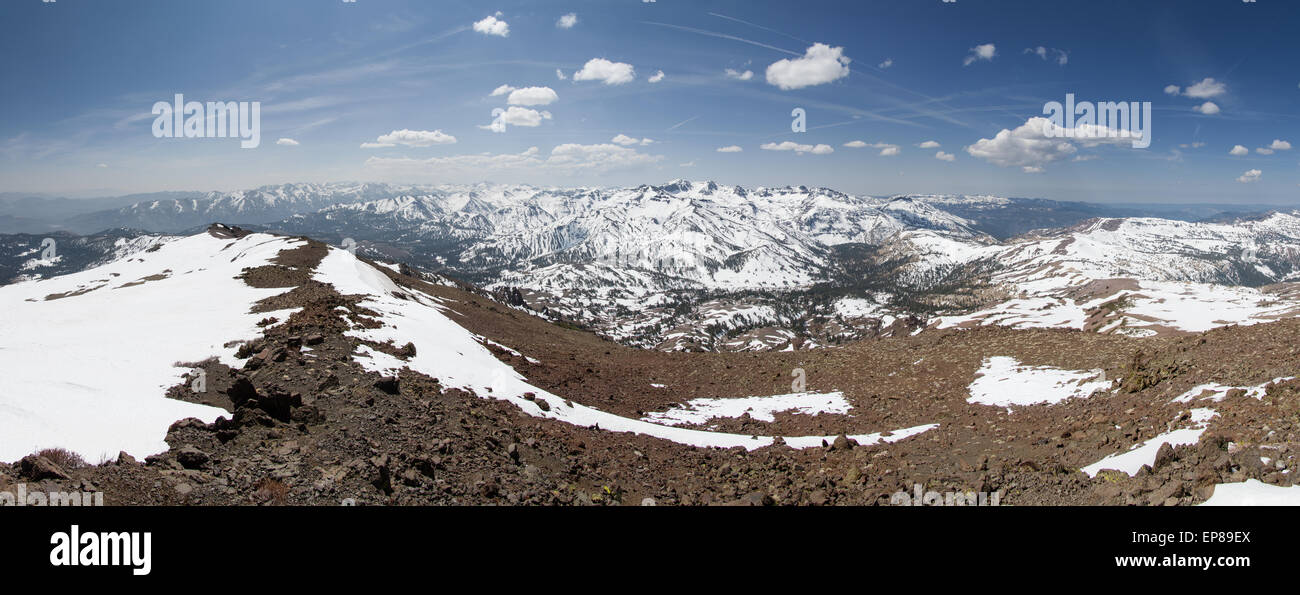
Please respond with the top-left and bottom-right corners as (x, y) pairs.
(641, 21), (800, 56)
(707, 12), (811, 45)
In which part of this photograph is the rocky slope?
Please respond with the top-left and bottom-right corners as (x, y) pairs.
(2, 226), (1299, 506)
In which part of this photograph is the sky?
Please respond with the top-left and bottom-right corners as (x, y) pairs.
(2, 0), (1299, 204)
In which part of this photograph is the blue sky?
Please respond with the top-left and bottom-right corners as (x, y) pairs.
(2, 0), (1298, 204)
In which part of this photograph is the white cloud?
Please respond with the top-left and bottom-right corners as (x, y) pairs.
(1179, 142), (1205, 149)
(276, 138), (299, 146)
(547, 143), (662, 170)
(573, 58), (636, 85)
(360, 129), (457, 148)
(1270, 139), (1292, 150)
(472, 13), (510, 37)
(479, 107), (552, 133)
(364, 144), (663, 177)
(648, 70), (665, 83)
(679, 161), (695, 167)
(965, 116), (1141, 168)
(1024, 46), (1068, 65)
(556, 13), (578, 29)
(844, 140), (899, 155)
(96, 163), (108, 168)
(935, 151), (956, 162)
(725, 68), (754, 81)
(1022, 165), (1044, 173)
(612, 134), (654, 146)
(878, 58), (893, 69)
(765, 43), (851, 90)
(555, 69), (567, 81)
(963, 43), (996, 66)
(490, 84), (516, 97)
(1184, 77), (1227, 99)
(1229, 144), (1249, 156)
(1256, 148), (1274, 155)
(1164, 84), (1181, 95)
(1192, 101), (1220, 115)
(506, 86), (558, 106)
(918, 140), (941, 148)
(760, 141), (833, 155)
(1237, 169), (1262, 183)
(715, 145), (743, 153)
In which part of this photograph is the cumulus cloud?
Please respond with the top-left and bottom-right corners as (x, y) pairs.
(555, 69), (567, 81)
(964, 116), (1135, 170)
(1164, 84), (1181, 95)
(725, 68), (754, 81)
(479, 107), (552, 133)
(473, 12), (509, 37)
(715, 145), (743, 153)
(844, 140), (899, 155)
(765, 43), (851, 90)
(1256, 147), (1274, 155)
(556, 13), (578, 29)
(1237, 169), (1262, 183)
(918, 140), (941, 148)
(1192, 101), (1220, 115)
(648, 70), (665, 83)
(935, 151), (955, 162)
(878, 58), (893, 69)
(360, 129), (457, 148)
(1270, 139), (1292, 150)
(611, 134), (654, 146)
(490, 84), (515, 97)
(1184, 78), (1227, 99)
(276, 138), (299, 146)
(573, 58), (635, 85)
(1229, 145), (1249, 156)
(963, 43), (996, 66)
(506, 86), (558, 106)
(760, 141), (833, 155)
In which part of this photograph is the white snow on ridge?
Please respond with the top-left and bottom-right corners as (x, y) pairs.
(1081, 408), (1218, 478)
(0, 233), (303, 463)
(1172, 377), (1294, 403)
(1200, 479), (1300, 506)
(641, 391), (852, 427)
(316, 248), (937, 451)
(967, 356), (1111, 408)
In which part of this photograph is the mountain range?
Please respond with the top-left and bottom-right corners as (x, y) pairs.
(5, 180), (1300, 351)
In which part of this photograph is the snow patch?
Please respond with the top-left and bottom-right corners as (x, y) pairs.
(967, 356), (1111, 408)
(641, 391), (851, 427)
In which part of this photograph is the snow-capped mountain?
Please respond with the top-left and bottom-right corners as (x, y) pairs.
(12, 179), (1300, 352)
(281, 180), (989, 290)
(901, 213), (1300, 336)
(0, 229), (167, 284)
(65, 182), (418, 233)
